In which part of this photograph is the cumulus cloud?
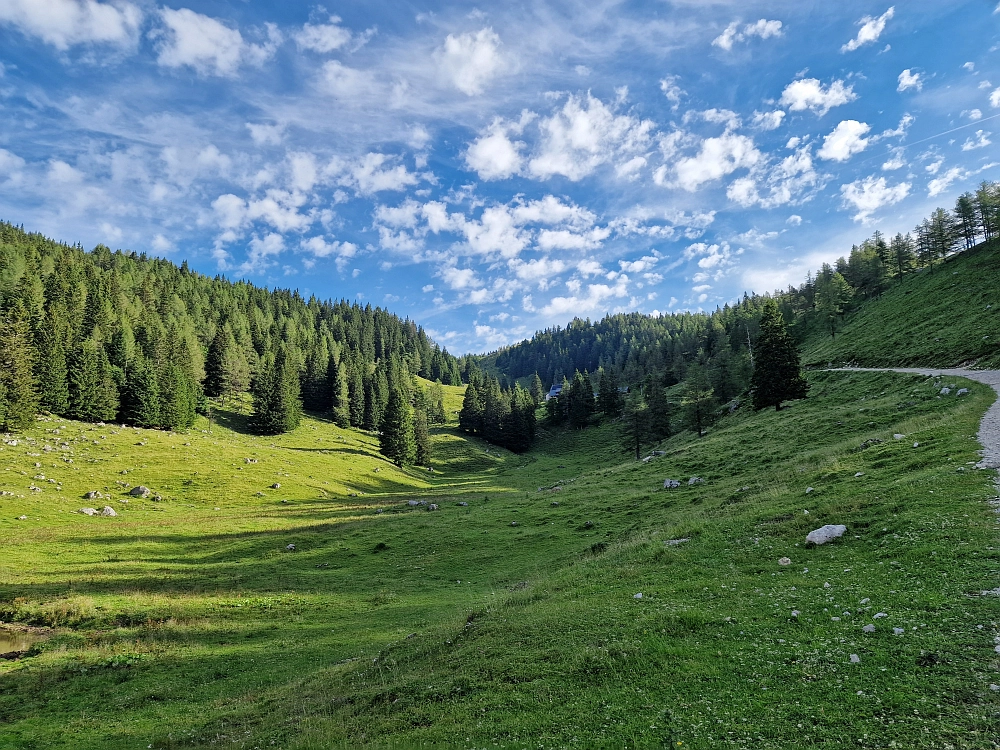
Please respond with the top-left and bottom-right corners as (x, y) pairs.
(780, 78), (857, 116)
(0, 0), (142, 50)
(881, 147), (906, 171)
(673, 131), (762, 192)
(436, 27), (508, 96)
(540, 278), (629, 317)
(990, 87), (1000, 108)
(841, 7), (894, 52)
(247, 122), (284, 146)
(727, 144), (823, 208)
(964, 108), (983, 121)
(464, 111), (535, 180)
(683, 241), (737, 273)
(712, 19), (783, 51)
(818, 120), (871, 161)
(962, 130), (992, 151)
(294, 16), (352, 53)
(897, 69), (922, 92)
(334, 153), (421, 195)
(752, 110), (786, 130)
(155, 8), (280, 77)
(840, 175), (910, 222)
(528, 93), (654, 181)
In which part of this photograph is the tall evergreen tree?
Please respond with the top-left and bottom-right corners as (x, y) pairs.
(249, 346), (302, 434)
(427, 380), (446, 424)
(0, 302), (38, 431)
(529, 372), (545, 405)
(750, 300), (808, 411)
(35, 313), (69, 414)
(596, 368), (623, 417)
(459, 377), (484, 434)
(379, 384), (415, 466)
(347, 359), (365, 428)
(328, 352), (351, 428)
(121, 352), (160, 427)
(413, 407), (432, 466)
(680, 363), (715, 437)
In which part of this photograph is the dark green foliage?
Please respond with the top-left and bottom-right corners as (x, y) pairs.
(121, 352), (160, 427)
(379, 384), (414, 466)
(250, 347), (302, 435)
(619, 390), (649, 459)
(413, 408), (431, 466)
(34, 314), (69, 414)
(529, 373), (545, 405)
(363, 365), (389, 432)
(566, 371), (594, 428)
(644, 373), (673, 440)
(0, 303), (38, 431)
(203, 328), (229, 398)
(596, 368), (623, 417)
(301, 341), (331, 412)
(426, 380), (446, 424)
(347, 358), (365, 428)
(750, 301), (808, 412)
(69, 339), (119, 423)
(458, 377), (484, 434)
(329, 353), (351, 428)
(458, 373), (535, 452)
(680, 363), (716, 436)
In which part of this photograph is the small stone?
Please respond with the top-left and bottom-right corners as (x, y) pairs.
(893, 434), (905, 440)
(688, 476), (704, 485)
(427, 504), (439, 511)
(831, 617), (841, 622)
(778, 557), (791, 566)
(408, 500), (419, 506)
(990, 684), (1000, 692)
(874, 612), (888, 619)
(510, 521), (518, 527)
(664, 538), (690, 546)
(860, 597), (870, 604)
(663, 479), (680, 489)
(854, 472), (864, 477)
(957, 388), (968, 396)
(805, 487), (814, 494)
(823, 582), (831, 588)
(913, 441), (920, 448)
(79, 508), (98, 516)
(270, 483), (281, 489)
(806, 524), (847, 545)
(129, 485), (151, 498)
(550, 501), (559, 506)
(862, 624), (875, 633)
(285, 544), (296, 551)
(457, 501), (468, 506)
(633, 593), (643, 599)
(893, 628), (904, 635)
(17, 515), (27, 520)
(849, 654), (860, 664)
(940, 387), (951, 395)
(791, 610), (800, 617)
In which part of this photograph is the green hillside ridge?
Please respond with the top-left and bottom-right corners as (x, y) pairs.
(802, 239), (1000, 369)
(2, 369), (998, 748)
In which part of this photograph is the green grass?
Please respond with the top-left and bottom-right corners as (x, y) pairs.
(802, 240), (1000, 368)
(1, 371), (999, 749)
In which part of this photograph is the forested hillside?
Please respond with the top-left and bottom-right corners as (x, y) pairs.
(484, 179), (1000, 406)
(0, 222), (462, 441)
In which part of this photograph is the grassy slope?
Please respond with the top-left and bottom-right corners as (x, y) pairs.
(1, 370), (998, 749)
(801, 239), (1000, 368)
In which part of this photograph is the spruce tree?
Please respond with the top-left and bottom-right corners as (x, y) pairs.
(328, 353), (351, 428)
(680, 363), (715, 437)
(482, 378), (510, 445)
(379, 384), (415, 466)
(619, 391), (649, 460)
(596, 368), (623, 417)
(413, 408), (432, 466)
(750, 300), (809, 411)
(459, 377), (483, 434)
(35, 315), (69, 415)
(121, 352), (161, 427)
(529, 373), (545, 405)
(301, 341), (330, 412)
(0, 303), (38, 431)
(427, 380), (446, 424)
(347, 359), (365, 427)
(204, 327), (230, 398)
(249, 346), (302, 434)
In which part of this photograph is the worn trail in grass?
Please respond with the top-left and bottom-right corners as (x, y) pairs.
(1, 372), (999, 749)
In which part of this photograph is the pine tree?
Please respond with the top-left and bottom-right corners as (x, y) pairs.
(597, 368), (623, 417)
(328, 353), (351, 428)
(680, 363), (715, 437)
(459, 377), (483, 434)
(121, 352), (160, 427)
(35, 314), (69, 414)
(413, 408), (432, 466)
(750, 300), (808, 411)
(0, 303), (38, 431)
(249, 346), (302, 435)
(379, 384), (415, 466)
(347, 359), (365, 428)
(204, 327), (229, 398)
(530, 373), (545, 405)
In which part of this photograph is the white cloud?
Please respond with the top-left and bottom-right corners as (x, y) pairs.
(0, 0), (141, 50)
(337, 153), (421, 195)
(465, 112), (534, 180)
(752, 110), (786, 130)
(962, 130), (992, 151)
(246, 122), (284, 146)
(241, 232), (286, 273)
(436, 27), (508, 96)
(674, 131), (763, 192)
(683, 241), (736, 271)
(928, 167), (966, 197)
(540, 278), (629, 318)
(659, 76), (684, 111)
(963, 108), (983, 121)
(779, 78), (856, 116)
(786, 214), (802, 226)
(990, 87), (1000, 108)
(817, 120), (871, 161)
(301, 236), (357, 259)
(840, 175), (910, 222)
(881, 147), (906, 171)
(619, 255), (659, 273)
(294, 16), (351, 53)
(155, 8), (280, 77)
(712, 19), (783, 51)
(841, 7), (895, 53)
(441, 266), (481, 290)
(508, 257), (567, 282)
(897, 69), (922, 92)
(0, 148), (26, 185)
(528, 93), (654, 181)
(319, 60), (376, 99)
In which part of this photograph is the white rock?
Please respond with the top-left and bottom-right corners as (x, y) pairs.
(100, 506), (117, 517)
(688, 477), (704, 485)
(79, 508), (98, 516)
(940, 387), (951, 395)
(893, 628), (904, 635)
(893, 434), (905, 440)
(408, 500), (419, 506)
(990, 684), (999, 692)
(957, 388), (969, 396)
(913, 442), (920, 448)
(778, 557), (791, 566)
(823, 582), (831, 588)
(633, 593), (643, 599)
(874, 612), (888, 619)
(806, 524), (847, 545)
(860, 598), (870, 604)
(862, 624), (875, 633)
(791, 610), (800, 617)
(17, 515), (27, 520)
(805, 487), (814, 494)
(854, 472), (864, 478)
(663, 479), (680, 489)
(831, 616), (841, 622)
(286, 544), (296, 551)
(850, 654), (860, 663)
(664, 538), (689, 546)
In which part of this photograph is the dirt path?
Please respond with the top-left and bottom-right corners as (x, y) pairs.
(829, 368), (1000, 471)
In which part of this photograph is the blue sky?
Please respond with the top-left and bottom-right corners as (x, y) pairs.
(0, 1), (998, 353)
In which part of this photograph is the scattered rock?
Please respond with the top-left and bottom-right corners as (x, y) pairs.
(510, 521), (518, 527)
(858, 438), (882, 450)
(244, 458), (258, 464)
(854, 472), (864, 477)
(688, 477), (704, 485)
(791, 610), (800, 617)
(129, 486), (151, 498)
(79, 508), (98, 516)
(849, 654), (860, 663)
(407, 500), (419, 506)
(893, 628), (904, 635)
(84, 491), (104, 500)
(860, 598), (870, 605)
(940, 387), (952, 395)
(893, 434), (905, 440)
(663, 479), (681, 489)
(874, 612), (888, 618)
(823, 582), (831, 588)
(457, 501), (468, 507)
(584, 520), (594, 529)
(806, 524), (847, 545)
(633, 593), (643, 599)
(831, 616), (841, 622)
(913, 442), (920, 448)
(100, 506), (117, 517)
(664, 538), (690, 546)
(427, 504), (439, 511)
(641, 456), (653, 463)
(270, 483), (281, 489)
(285, 544), (296, 551)
(805, 487), (814, 494)
(862, 624), (875, 633)
(778, 557), (791, 566)
(957, 388), (969, 396)
(16, 515), (27, 520)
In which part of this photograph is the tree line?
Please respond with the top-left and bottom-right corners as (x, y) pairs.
(0, 221), (460, 455)
(457, 371), (537, 452)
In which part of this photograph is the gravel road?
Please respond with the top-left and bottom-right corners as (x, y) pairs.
(830, 368), (1000, 471)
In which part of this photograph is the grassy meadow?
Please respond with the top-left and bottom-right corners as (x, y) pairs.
(1, 371), (999, 748)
